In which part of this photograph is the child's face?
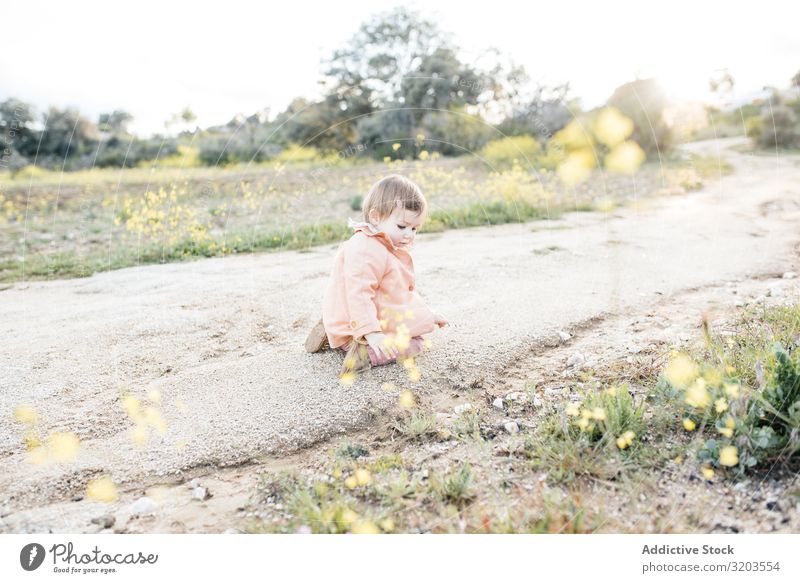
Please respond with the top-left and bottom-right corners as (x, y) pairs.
(369, 207), (424, 248)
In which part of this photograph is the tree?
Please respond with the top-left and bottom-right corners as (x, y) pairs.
(98, 110), (133, 135)
(38, 106), (98, 158)
(0, 98), (38, 158)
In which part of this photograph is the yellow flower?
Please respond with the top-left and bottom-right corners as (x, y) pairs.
(398, 390), (416, 409)
(674, 456), (683, 465)
(344, 476), (358, 489)
(86, 476), (119, 503)
(147, 389), (162, 404)
(13, 405), (38, 425)
(724, 417), (735, 429)
(577, 417), (590, 430)
(48, 432), (80, 462)
(719, 446), (738, 467)
(603, 386), (618, 397)
(565, 403), (581, 417)
(351, 520), (380, 534)
(714, 398), (728, 413)
(339, 372), (356, 387)
(121, 394), (141, 420)
(717, 427), (733, 438)
(340, 508), (358, 525)
(685, 378), (710, 409)
(392, 143), (401, 151)
(380, 517), (395, 532)
(604, 141), (645, 174)
(131, 424), (149, 446)
(383, 156), (391, 163)
(591, 407), (606, 421)
(354, 468), (372, 486)
(557, 149), (595, 185)
(332, 467), (342, 480)
(682, 418), (696, 431)
(593, 107), (634, 147)
(723, 383), (740, 398)
(701, 466), (715, 480)
(665, 354), (698, 387)
(703, 368), (723, 387)
(408, 368), (421, 382)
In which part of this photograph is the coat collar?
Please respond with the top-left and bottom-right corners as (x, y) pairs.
(348, 217), (414, 253)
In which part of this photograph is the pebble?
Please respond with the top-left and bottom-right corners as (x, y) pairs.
(192, 487), (212, 501)
(503, 421), (519, 434)
(782, 271), (797, 279)
(567, 351), (585, 368)
(492, 398), (504, 410)
(90, 515), (115, 529)
(558, 330), (572, 342)
(505, 391), (528, 403)
(188, 478), (200, 489)
(454, 403), (473, 415)
(130, 497), (156, 516)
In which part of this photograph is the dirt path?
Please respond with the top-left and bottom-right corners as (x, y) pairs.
(2, 137), (800, 532)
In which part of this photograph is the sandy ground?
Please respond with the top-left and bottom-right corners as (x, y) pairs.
(1, 137), (800, 532)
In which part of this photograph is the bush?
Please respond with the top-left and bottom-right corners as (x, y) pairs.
(479, 135), (542, 170)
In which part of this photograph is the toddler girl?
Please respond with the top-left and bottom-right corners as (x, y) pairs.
(305, 174), (447, 374)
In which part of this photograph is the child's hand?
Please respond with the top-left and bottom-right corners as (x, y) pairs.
(364, 332), (399, 360)
(434, 314), (449, 328)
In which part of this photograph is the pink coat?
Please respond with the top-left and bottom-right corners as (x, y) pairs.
(322, 220), (437, 349)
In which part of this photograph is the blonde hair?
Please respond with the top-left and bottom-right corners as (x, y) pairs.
(362, 174), (427, 223)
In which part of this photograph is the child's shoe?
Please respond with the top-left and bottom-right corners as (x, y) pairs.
(340, 339), (372, 375)
(304, 318), (330, 353)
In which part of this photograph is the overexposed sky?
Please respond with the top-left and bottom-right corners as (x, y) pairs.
(2, 0), (798, 136)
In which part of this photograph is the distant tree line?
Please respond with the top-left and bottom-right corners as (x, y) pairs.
(1, 8), (693, 173)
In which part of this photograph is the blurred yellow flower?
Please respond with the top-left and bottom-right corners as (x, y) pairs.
(13, 405), (38, 425)
(351, 520), (380, 534)
(131, 424), (149, 446)
(665, 354), (698, 387)
(701, 466), (715, 480)
(392, 143), (401, 151)
(593, 107), (634, 147)
(344, 476), (358, 489)
(703, 368), (723, 387)
(723, 383), (740, 398)
(398, 390), (416, 409)
(339, 372), (356, 387)
(714, 398), (728, 413)
(408, 368), (421, 382)
(682, 418), (696, 431)
(616, 430), (636, 450)
(147, 390), (162, 404)
(341, 508), (358, 525)
(557, 149), (595, 185)
(717, 427), (733, 438)
(86, 476), (119, 503)
(380, 517), (395, 532)
(48, 432), (80, 462)
(591, 407), (606, 421)
(604, 141), (645, 174)
(719, 446), (738, 467)
(685, 379), (710, 409)
(565, 403), (581, 417)
(354, 468), (371, 486)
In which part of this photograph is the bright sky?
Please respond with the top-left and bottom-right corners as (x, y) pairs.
(2, 0), (797, 136)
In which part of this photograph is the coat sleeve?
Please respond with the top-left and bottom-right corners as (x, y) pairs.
(341, 238), (386, 339)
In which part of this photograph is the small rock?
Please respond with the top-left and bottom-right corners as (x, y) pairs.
(503, 421), (519, 434)
(505, 391), (529, 404)
(532, 396), (543, 408)
(558, 330), (571, 342)
(454, 403), (473, 415)
(192, 487), (212, 501)
(567, 351), (585, 368)
(130, 497), (156, 516)
(782, 271), (797, 280)
(71, 494), (84, 502)
(734, 299), (745, 308)
(492, 398), (504, 410)
(223, 528), (239, 534)
(188, 478), (200, 489)
(90, 515), (115, 529)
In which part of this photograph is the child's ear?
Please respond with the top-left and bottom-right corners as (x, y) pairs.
(368, 209), (380, 225)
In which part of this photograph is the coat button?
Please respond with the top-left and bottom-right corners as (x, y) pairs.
(408, 285), (414, 291)
(350, 320), (358, 329)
